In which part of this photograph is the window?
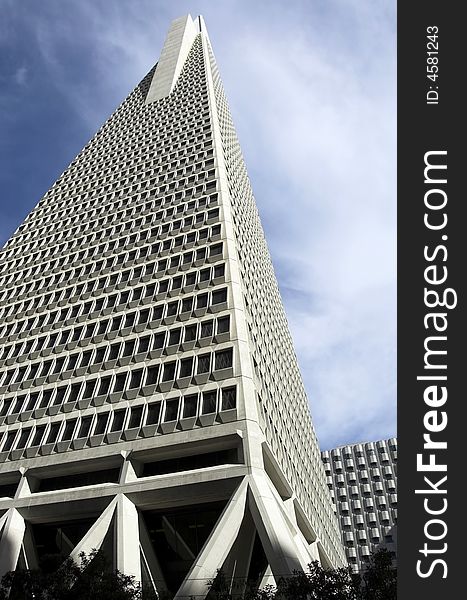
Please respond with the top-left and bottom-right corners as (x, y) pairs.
(146, 403), (161, 425)
(83, 380), (96, 399)
(215, 349), (233, 370)
(162, 362), (176, 382)
(197, 294), (208, 309)
(98, 377), (111, 396)
(129, 369), (143, 389)
(212, 289), (227, 305)
(197, 354), (210, 374)
(184, 325), (197, 342)
(94, 413), (109, 435)
(164, 399), (179, 422)
(62, 420), (77, 441)
(179, 357), (193, 378)
(168, 329), (181, 345)
(46, 423), (61, 444)
(221, 387), (236, 410)
(109, 343), (121, 360)
(200, 321), (213, 338)
(113, 372), (127, 392)
(183, 394), (197, 418)
(202, 391), (217, 414)
(138, 336), (150, 353)
(111, 410), (126, 432)
(15, 428), (31, 450)
(128, 406), (143, 429)
(31, 425), (46, 447)
(77, 416), (92, 438)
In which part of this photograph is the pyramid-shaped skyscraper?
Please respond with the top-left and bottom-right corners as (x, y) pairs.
(0, 15), (345, 597)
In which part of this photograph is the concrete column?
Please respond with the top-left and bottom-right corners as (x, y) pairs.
(115, 494), (141, 582)
(70, 496), (117, 562)
(175, 477), (249, 600)
(0, 509), (26, 577)
(248, 474), (306, 578)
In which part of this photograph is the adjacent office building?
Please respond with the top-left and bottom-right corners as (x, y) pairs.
(0, 15), (345, 598)
(322, 438), (398, 572)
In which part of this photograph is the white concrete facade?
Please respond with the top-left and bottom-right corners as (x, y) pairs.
(322, 438), (398, 572)
(0, 15), (345, 596)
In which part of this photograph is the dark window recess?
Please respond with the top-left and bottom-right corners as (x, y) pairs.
(111, 410), (126, 432)
(199, 268), (210, 282)
(138, 309), (150, 325)
(83, 380), (96, 399)
(61, 420), (77, 441)
(210, 243), (223, 257)
(146, 403), (161, 425)
(109, 343), (121, 360)
(53, 388), (66, 406)
(15, 428), (32, 450)
(68, 384), (81, 403)
(185, 272), (196, 286)
(142, 448), (239, 477)
(128, 406), (143, 429)
(164, 399), (179, 422)
(94, 413), (109, 435)
(162, 362), (176, 382)
(182, 395), (197, 418)
(215, 349), (233, 370)
(184, 325), (197, 342)
(200, 321), (213, 338)
(46, 423), (61, 444)
(98, 377), (111, 396)
(66, 354), (79, 371)
(129, 370), (143, 389)
(197, 294), (208, 309)
(0, 400), (12, 417)
(181, 298), (193, 313)
(38, 468), (120, 493)
(94, 347), (106, 364)
(2, 432), (17, 452)
(113, 372), (127, 393)
(221, 387), (237, 411)
(202, 391), (217, 414)
(212, 289), (227, 305)
(153, 306), (163, 320)
(123, 340), (135, 357)
(31, 425), (46, 447)
(166, 302), (178, 317)
(197, 354), (211, 374)
(179, 358), (193, 379)
(168, 329), (181, 345)
(77, 417), (92, 438)
(97, 319), (109, 335)
(145, 366), (159, 386)
(124, 313), (136, 327)
(138, 336), (151, 353)
(40, 389), (53, 408)
(80, 351), (92, 367)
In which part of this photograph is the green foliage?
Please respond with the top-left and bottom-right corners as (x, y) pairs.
(0, 550), (155, 600)
(206, 549), (396, 600)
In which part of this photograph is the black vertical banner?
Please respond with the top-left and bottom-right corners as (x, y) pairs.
(398, 3), (463, 598)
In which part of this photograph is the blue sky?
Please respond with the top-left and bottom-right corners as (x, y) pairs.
(0, 0), (396, 451)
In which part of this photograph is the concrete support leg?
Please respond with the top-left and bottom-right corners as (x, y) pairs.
(22, 523), (39, 570)
(248, 474), (306, 579)
(70, 497), (117, 562)
(221, 508), (256, 598)
(115, 494), (141, 582)
(0, 509), (26, 577)
(174, 477), (249, 600)
(139, 513), (168, 595)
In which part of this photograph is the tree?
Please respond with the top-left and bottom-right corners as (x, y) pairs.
(359, 549), (397, 600)
(0, 550), (156, 600)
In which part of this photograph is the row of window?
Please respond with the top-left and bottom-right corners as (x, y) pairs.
(0, 259), (226, 343)
(0, 315), (231, 397)
(0, 346), (234, 416)
(2, 157), (215, 264)
(1, 201), (220, 287)
(0, 205), (221, 295)
(0, 386), (237, 457)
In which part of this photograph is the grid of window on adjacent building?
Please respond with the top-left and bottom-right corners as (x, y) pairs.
(322, 438), (398, 571)
(0, 36), (240, 462)
(206, 40), (345, 566)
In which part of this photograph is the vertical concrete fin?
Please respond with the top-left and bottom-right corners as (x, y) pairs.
(115, 494), (141, 582)
(146, 14), (198, 103)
